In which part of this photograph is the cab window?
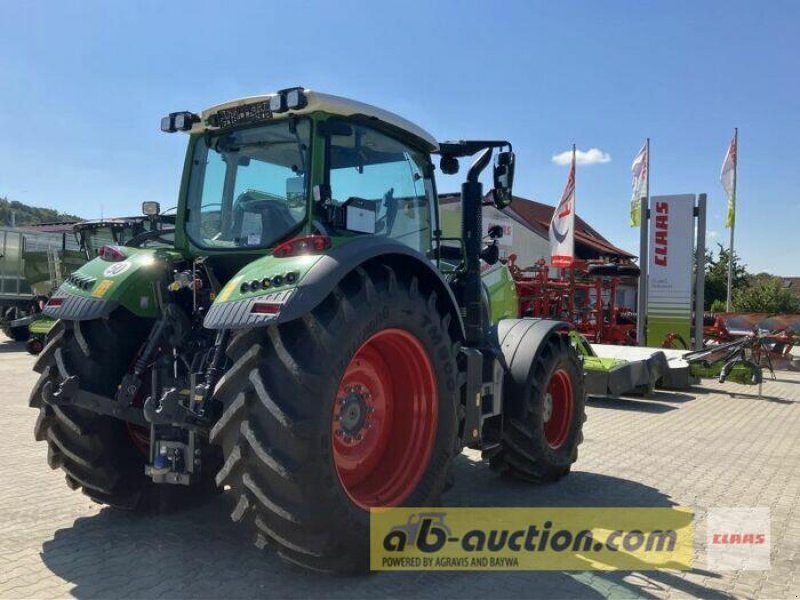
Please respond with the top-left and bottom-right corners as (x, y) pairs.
(327, 122), (433, 255)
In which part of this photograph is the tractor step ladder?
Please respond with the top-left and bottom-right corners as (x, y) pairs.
(47, 244), (63, 291)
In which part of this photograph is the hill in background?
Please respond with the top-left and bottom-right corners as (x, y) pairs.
(0, 196), (81, 226)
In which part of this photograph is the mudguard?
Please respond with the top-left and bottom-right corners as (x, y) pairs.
(203, 237), (466, 339)
(41, 247), (176, 321)
(495, 318), (571, 376)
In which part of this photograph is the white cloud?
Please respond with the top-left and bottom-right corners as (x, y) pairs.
(552, 147), (612, 166)
(708, 230), (719, 239)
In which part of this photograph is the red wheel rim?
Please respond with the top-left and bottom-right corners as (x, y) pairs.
(543, 369), (573, 449)
(332, 328), (437, 509)
(126, 366), (150, 457)
(127, 422), (150, 456)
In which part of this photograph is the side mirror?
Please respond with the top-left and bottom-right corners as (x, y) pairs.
(142, 201), (161, 216)
(487, 224), (504, 239)
(440, 155), (459, 175)
(480, 242), (500, 266)
(492, 151), (515, 209)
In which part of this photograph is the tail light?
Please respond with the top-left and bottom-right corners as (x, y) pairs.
(251, 302), (282, 315)
(272, 235), (331, 258)
(98, 245), (127, 262)
(46, 297), (64, 308)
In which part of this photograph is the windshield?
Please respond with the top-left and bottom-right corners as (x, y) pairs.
(185, 119), (310, 249)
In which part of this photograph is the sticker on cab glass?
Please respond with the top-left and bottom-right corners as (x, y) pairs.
(103, 261), (133, 277)
(92, 280), (114, 298)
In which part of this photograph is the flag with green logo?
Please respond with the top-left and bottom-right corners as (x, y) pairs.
(630, 142), (648, 227)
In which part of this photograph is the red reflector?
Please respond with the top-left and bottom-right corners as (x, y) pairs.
(251, 302), (281, 315)
(47, 297), (64, 308)
(99, 245), (127, 262)
(272, 235), (331, 258)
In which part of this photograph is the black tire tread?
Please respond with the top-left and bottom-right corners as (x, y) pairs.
(490, 332), (586, 483)
(30, 316), (219, 512)
(212, 263), (459, 573)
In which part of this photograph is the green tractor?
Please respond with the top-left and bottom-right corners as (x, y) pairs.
(31, 88), (585, 572)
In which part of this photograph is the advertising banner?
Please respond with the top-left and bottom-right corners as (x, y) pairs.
(371, 507), (693, 571)
(646, 195), (695, 347)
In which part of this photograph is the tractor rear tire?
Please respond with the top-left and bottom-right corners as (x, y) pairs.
(30, 316), (219, 511)
(489, 324), (585, 482)
(211, 265), (459, 573)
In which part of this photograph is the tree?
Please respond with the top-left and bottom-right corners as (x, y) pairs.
(0, 196), (80, 226)
(703, 243), (748, 310)
(733, 275), (800, 314)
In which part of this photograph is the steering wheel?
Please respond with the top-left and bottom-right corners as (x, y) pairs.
(128, 229), (175, 248)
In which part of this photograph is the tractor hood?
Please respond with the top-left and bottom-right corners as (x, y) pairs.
(43, 247), (180, 320)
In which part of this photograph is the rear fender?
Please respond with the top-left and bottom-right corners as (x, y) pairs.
(42, 248), (175, 321)
(204, 237), (466, 341)
(495, 318), (572, 379)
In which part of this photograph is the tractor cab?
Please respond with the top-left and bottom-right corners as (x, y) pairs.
(73, 212), (176, 259)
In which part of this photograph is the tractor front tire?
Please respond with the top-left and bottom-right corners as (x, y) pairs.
(490, 324), (585, 482)
(211, 265), (459, 573)
(30, 317), (218, 511)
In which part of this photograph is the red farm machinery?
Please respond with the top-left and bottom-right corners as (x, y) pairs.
(507, 254), (640, 346)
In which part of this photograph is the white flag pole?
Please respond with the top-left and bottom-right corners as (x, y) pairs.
(725, 128), (737, 312)
(636, 138), (650, 345)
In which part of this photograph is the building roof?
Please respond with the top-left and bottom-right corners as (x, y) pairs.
(781, 277), (800, 298)
(13, 221), (81, 233)
(505, 195), (635, 259)
(439, 193), (635, 260)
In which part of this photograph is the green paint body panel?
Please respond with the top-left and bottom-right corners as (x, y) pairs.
(215, 254), (323, 303)
(29, 315), (57, 336)
(569, 331), (628, 373)
(58, 247), (182, 318)
(482, 263), (519, 324)
(689, 360), (757, 384)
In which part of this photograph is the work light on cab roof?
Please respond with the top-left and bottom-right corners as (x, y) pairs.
(160, 87), (309, 133)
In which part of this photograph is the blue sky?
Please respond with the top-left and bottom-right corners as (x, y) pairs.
(2, 0), (798, 274)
